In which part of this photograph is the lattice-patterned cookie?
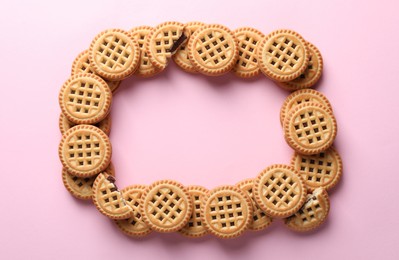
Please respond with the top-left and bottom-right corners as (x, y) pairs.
(92, 173), (133, 219)
(114, 185), (152, 237)
(258, 29), (309, 82)
(187, 24), (239, 76)
(284, 188), (330, 232)
(278, 42), (323, 90)
(58, 125), (112, 177)
(233, 27), (265, 78)
(283, 102), (337, 155)
(172, 21), (205, 73)
(140, 180), (192, 233)
(71, 49), (121, 92)
(62, 162), (115, 200)
(280, 89), (332, 126)
(59, 113), (111, 136)
(129, 26), (161, 77)
(201, 186), (252, 239)
(236, 179), (273, 231)
(145, 21), (186, 71)
(59, 73), (112, 125)
(291, 147), (342, 191)
(253, 164), (306, 218)
(179, 185), (209, 238)
(89, 29), (140, 81)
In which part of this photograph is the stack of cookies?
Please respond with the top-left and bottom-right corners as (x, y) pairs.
(58, 21), (342, 239)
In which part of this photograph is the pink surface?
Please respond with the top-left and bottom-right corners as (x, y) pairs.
(1, 0), (398, 259)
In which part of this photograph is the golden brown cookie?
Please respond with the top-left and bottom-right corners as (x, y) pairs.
(140, 180), (192, 233)
(258, 29), (309, 82)
(284, 188), (330, 232)
(236, 179), (273, 231)
(280, 89), (333, 126)
(187, 24), (239, 76)
(92, 173), (133, 219)
(278, 42), (323, 90)
(59, 113), (111, 136)
(291, 147), (342, 191)
(114, 185), (152, 237)
(71, 50), (121, 92)
(62, 162), (115, 200)
(89, 29), (140, 81)
(59, 73), (112, 125)
(145, 21), (185, 71)
(172, 21), (205, 73)
(129, 26), (161, 77)
(253, 164), (306, 218)
(283, 102), (337, 155)
(58, 124), (112, 177)
(201, 185), (253, 239)
(233, 27), (265, 78)
(179, 185), (209, 238)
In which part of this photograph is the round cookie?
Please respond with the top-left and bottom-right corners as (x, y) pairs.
(233, 27), (265, 78)
(278, 42), (323, 90)
(280, 89), (333, 126)
(291, 147), (342, 191)
(59, 113), (111, 136)
(283, 102), (337, 155)
(284, 188), (330, 232)
(187, 24), (239, 76)
(58, 124), (112, 177)
(201, 185), (253, 239)
(59, 73), (112, 125)
(172, 21), (205, 73)
(253, 164), (306, 218)
(114, 185), (152, 237)
(62, 162), (115, 200)
(179, 185), (209, 238)
(89, 29), (140, 81)
(145, 21), (186, 71)
(92, 173), (133, 219)
(258, 29), (309, 82)
(129, 26), (161, 77)
(140, 180), (192, 233)
(236, 179), (273, 231)
(71, 50), (121, 92)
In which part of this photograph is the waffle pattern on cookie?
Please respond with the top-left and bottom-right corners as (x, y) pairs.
(292, 148), (342, 191)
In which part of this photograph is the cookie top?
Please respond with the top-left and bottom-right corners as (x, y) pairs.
(278, 41), (323, 90)
(114, 185), (152, 237)
(280, 89), (333, 125)
(179, 185), (209, 238)
(172, 21), (205, 73)
(258, 29), (309, 82)
(71, 49), (120, 92)
(59, 73), (112, 125)
(89, 29), (140, 80)
(233, 27), (265, 78)
(283, 102), (337, 155)
(58, 124), (112, 177)
(284, 188), (330, 232)
(140, 180), (192, 233)
(201, 185), (253, 239)
(253, 164), (306, 218)
(92, 173), (133, 220)
(187, 24), (239, 76)
(236, 179), (273, 231)
(129, 26), (161, 77)
(145, 21), (185, 71)
(59, 113), (111, 136)
(291, 147), (342, 191)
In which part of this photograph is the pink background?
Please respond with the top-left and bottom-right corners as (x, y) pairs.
(1, 0), (398, 259)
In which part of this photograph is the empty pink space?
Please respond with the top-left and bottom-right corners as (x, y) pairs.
(0, 0), (398, 259)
